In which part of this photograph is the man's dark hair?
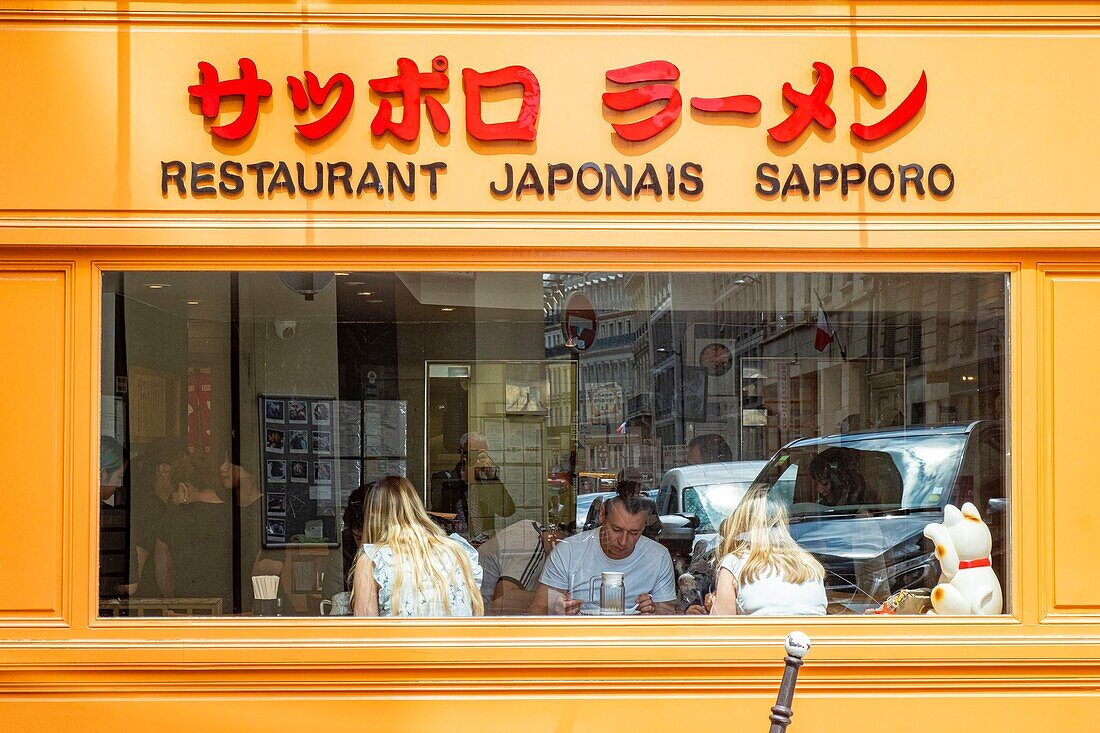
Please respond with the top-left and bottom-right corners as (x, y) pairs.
(343, 483), (371, 532)
(687, 433), (732, 463)
(603, 493), (650, 517)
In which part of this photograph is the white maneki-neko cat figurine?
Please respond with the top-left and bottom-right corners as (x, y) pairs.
(922, 502), (1003, 615)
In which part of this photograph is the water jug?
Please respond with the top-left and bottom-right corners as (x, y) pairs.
(589, 571), (626, 613)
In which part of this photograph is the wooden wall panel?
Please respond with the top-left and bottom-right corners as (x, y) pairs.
(0, 270), (66, 618)
(1049, 274), (1100, 611)
(4, 689), (1100, 733)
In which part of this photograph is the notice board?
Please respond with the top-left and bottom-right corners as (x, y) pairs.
(258, 394), (339, 548)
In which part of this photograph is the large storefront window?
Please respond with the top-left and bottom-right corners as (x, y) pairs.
(98, 271), (1008, 618)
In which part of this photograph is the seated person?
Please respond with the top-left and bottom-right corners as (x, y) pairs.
(154, 452), (234, 613)
(322, 483), (370, 600)
(351, 476), (483, 617)
(706, 485), (826, 616)
(528, 495), (677, 615)
(478, 519), (569, 615)
(809, 448), (870, 507)
(465, 448), (516, 543)
(582, 467), (660, 540)
(433, 432), (516, 542)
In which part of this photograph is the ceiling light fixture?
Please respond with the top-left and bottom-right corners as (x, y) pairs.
(146, 283), (170, 289)
(277, 272), (333, 302)
(441, 307), (455, 312)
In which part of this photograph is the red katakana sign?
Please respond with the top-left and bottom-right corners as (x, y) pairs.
(187, 57), (927, 147)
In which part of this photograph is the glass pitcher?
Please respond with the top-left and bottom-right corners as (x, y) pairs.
(589, 571), (625, 613)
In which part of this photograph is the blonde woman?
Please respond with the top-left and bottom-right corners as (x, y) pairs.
(709, 485), (827, 616)
(351, 476), (484, 617)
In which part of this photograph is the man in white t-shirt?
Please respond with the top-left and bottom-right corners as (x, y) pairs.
(528, 495), (677, 615)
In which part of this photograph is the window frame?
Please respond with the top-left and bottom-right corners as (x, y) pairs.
(88, 257), (1021, 646)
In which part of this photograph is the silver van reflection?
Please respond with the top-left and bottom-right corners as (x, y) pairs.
(656, 461), (769, 548)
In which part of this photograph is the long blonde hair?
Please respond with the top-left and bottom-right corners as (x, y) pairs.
(717, 485), (824, 585)
(355, 476), (484, 616)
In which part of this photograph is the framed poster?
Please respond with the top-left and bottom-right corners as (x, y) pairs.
(259, 394), (340, 548)
(504, 362), (548, 415)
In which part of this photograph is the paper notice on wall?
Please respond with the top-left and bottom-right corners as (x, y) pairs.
(523, 424), (541, 462)
(364, 400), (407, 457)
(101, 396), (126, 444)
(364, 410), (382, 455)
(337, 458), (361, 490)
(505, 421), (524, 462)
(337, 400), (362, 457)
(483, 419), (505, 461)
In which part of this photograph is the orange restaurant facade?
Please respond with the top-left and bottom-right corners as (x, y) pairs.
(4, 1), (1100, 730)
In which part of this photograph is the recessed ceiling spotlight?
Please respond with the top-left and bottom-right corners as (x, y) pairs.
(345, 280), (365, 286)
(357, 291), (374, 296)
(186, 300), (201, 305)
(146, 283), (171, 289)
(334, 272), (351, 276)
(441, 307), (455, 312)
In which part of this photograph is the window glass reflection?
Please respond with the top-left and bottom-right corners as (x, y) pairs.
(98, 271), (1008, 618)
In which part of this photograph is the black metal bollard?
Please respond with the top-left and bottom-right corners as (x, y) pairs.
(768, 632), (811, 733)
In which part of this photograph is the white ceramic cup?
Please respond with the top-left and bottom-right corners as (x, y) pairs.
(320, 591), (351, 616)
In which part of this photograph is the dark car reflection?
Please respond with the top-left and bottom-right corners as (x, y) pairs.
(747, 421), (1006, 613)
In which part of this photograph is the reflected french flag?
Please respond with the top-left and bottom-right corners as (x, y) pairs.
(814, 306), (834, 352)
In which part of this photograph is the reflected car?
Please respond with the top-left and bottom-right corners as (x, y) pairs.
(747, 421), (1006, 614)
(655, 461), (770, 548)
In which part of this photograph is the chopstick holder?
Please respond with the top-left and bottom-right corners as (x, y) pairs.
(252, 574), (280, 600)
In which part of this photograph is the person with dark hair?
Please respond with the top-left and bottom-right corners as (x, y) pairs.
(124, 438), (184, 600)
(341, 484), (369, 584)
(809, 448), (869, 507)
(318, 483), (372, 601)
(154, 452), (233, 613)
(686, 433), (733, 465)
(219, 451), (280, 611)
(582, 467), (660, 540)
(434, 432), (516, 541)
(527, 494), (677, 616)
